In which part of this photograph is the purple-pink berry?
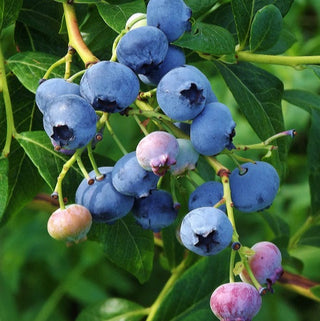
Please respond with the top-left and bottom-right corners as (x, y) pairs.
(136, 131), (179, 176)
(240, 241), (283, 288)
(210, 282), (262, 321)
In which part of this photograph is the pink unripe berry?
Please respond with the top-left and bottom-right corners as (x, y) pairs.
(210, 282), (262, 321)
(136, 131), (179, 176)
(47, 204), (92, 243)
(240, 241), (283, 287)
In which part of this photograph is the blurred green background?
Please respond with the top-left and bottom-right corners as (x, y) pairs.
(1, 0), (320, 320)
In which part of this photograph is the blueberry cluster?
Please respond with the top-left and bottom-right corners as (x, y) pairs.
(38, 1), (286, 320)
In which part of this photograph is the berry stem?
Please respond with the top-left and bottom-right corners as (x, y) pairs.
(146, 253), (196, 321)
(0, 42), (17, 157)
(87, 144), (103, 179)
(241, 254), (264, 292)
(105, 115), (128, 155)
(42, 56), (66, 80)
(76, 156), (90, 180)
(54, 148), (84, 209)
(237, 51), (320, 68)
(62, 2), (99, 67)
(67, 69), (86, 82)
(133, 114), (149, 136)
(64, 47), (75, 79)
(229, 249), (236, 283)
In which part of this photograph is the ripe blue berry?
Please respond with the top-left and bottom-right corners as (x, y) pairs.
(157, 65), (209, 121)
(170, 138), (199, 175)
(43, 94), (97, 150)
(116, 26), (168, 75)
(210, 282), (262, 321)
(112, 151), (159, 198)
(136, 131), (179, 176)
(240, 241), (283, 288)
(75, 167), (134, 224)
(139, 45), (186, 85)
(179, 207), (233, 256)
(147, 0), (192, 42)
(132, 190), (178, 232)
(190, 102), (236, 155)
(188, 181), (226, 212)
(36, 78), (80, 114)
(229, 161), (280, 212)
(80, 61), (139, 113)
(47, 204), (92, 243)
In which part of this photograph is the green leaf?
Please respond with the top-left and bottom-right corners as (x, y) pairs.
(307, 65), (320, 80)
(76, 298), (147, 321)
(0, 77), (44, 223)
(0, 0), (23, 31)
(214, 61), (287, 176)
(254, 0), (293, 16)
(16, 131), (84, 201)
(250, 5), (283, 52)
(0, 158), (9, 219)
(0, 140), (44, 225)
(231, 0), (254, 48)
(7, 51), (73, 93)
(0, 274), (18, 321)
(283, 90), (320, 214)
(89, 215), (154, 283)
(184, 0), (218, 18)
(261, 27), (296, 55)
(151, 252), (229, 321)
(174, 22), (235, 56)
(262, 212), (290, 238)
(97, 0), (146, 33)
(299, 225), (320, 247)
(310, 285), (320, 299)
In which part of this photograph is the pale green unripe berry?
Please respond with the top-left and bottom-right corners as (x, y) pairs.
(125, 13), (147, 30)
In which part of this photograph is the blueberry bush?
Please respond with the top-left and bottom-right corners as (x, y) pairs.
(1, 0), (320, 320)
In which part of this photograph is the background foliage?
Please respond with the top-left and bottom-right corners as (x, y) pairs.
(1, 0), (320, 320)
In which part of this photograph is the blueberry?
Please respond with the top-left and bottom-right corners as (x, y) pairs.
(210, 282), (262, 321)
(116, 26), (168, 75)
(36, 78), (80, 114)
(188, 181), (226, 212)
(156, 65), (209, 121)
(132, 190), (178, 232)
(170, 138), (199, 176)
(43, 94), (97, 150)
(47, 204), (92, 243)
(185, 65), (218, 104)
(229, 161), (280, 212)
(147, 0), (192, 42)
(112, 151), (159, 198)
(179, 207), (233, 256)
(139, 45), (186, 85)
(190, 102), (236, 155)
(240, 241), (283, 288)
(75, 167), (134, 224)
(136, 131), (179, 176)
(80, 61), (140, 113)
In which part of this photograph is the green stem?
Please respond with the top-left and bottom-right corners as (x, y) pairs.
(54, 148), (84, 209)
(87, 144), (103, 179)
(42, 56), (66, 79)
(67, 69), (86, 82)
(288, 216), (320, 250)
(146, 254), (195, 321)
(241, 254), (263, 291)
(0, 42), (16, 157)
(110, 30), (127, 62)
(63, 2), (99, 67)
(105, 116), (128, 155)
(76, 155), (90, 180)
(229, 249), (236, 283)
(237, 51), (320, 67)
(133, 114), (149, 136)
